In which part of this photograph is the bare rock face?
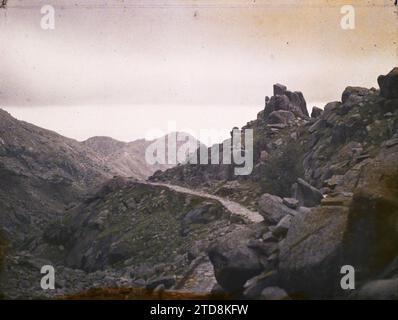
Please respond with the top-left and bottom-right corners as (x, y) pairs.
(279, 206), (349, 298)
(378, 67), (398, 99)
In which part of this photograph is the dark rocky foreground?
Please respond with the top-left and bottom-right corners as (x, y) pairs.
(0, 68), (398, 299)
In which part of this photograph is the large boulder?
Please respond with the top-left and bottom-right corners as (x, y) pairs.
(356, 279), (398, 300)
(279, 165), (398, 298)
(311, 106), (323, 118)
(279, 206), (349, 298)
(341, 86), (370, 104)
(257, 194), (298, 225)
(273, 83), (287, 96)
(285, 91), (309, 117)
(378, 67), (398, 99)
(291, 178), (323, 207)
(342, 184), (398, 279)
(266, 84), (309, 118)
(208, 227), (264, 292)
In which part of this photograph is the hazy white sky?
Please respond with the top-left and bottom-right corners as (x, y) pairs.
(0, 0), (397, 142)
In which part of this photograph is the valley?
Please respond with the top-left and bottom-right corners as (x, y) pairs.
(0, 68), (397, 300)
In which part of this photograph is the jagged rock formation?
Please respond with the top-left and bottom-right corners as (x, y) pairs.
(152, 67), (398, 300)
(149, 84), (310, 200)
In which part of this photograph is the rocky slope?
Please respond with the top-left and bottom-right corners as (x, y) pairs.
(83, 133), (201, 180)
(152, 67), (398, 299)
(0, 68), (397, 300)
(0, 109), (112, 247)
(0, 177), (246, 298)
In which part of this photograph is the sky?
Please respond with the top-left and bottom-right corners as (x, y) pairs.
(0, 0), (397, 142)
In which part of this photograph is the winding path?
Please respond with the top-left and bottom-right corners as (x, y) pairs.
(147, 182), (264, 223)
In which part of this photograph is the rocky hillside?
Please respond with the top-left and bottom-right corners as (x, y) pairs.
(0, 68), (397, 300)
(0, 109), (112, 246)
(151, 69), (398, 205)
(83, 133), (201, 180)
(0, 177), (244, 298)
(152, 67), (398, 299)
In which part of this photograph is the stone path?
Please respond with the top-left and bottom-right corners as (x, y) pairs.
(148, 182), (263, 223)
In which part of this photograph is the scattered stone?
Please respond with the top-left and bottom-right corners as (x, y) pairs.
(258, 194), (298, 225)
(146, 276), (175, 290)
(291, 178), (323, 207)
(282, 197), (299, 209)
(260, 287), (290, 300)
(383, 138), (398, 148)
(243, 271), (279, 299)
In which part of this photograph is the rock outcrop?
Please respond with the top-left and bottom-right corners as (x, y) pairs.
(208, 226), (265, 293)
(378, 67), (398, 99)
